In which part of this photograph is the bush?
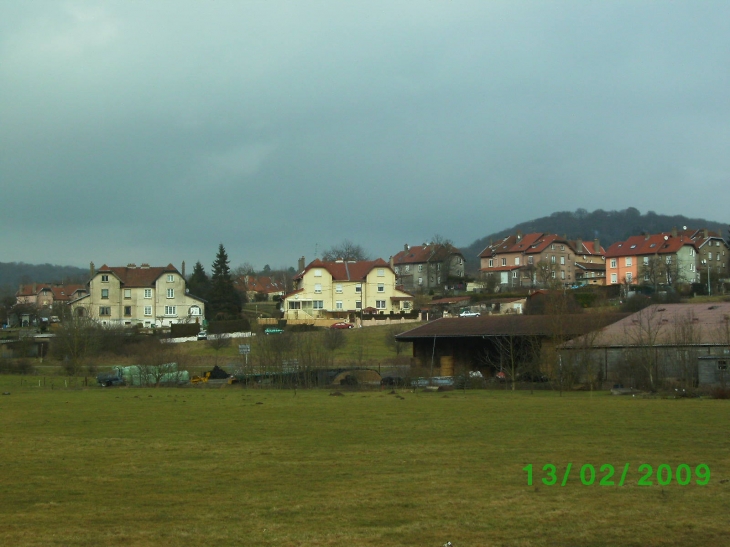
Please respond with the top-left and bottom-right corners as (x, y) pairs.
(710, 387), (730, 399)
(170, 323), (201, 338)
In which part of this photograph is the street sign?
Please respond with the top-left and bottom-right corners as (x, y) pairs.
(238, 344), (251, 355)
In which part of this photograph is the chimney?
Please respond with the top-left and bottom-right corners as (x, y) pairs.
(593, 239), (600, 254)
(516, 230), (522, 242)
(90, 262), (95, 278)
(671, 226), (677, 238)
(33, 283), (37, 294)
(703, 228), (709, 239)
(576, 238), (583, 254)
(644, 232), (650, 240)
(181, 261), (185, 278)
(404, 243), (409, 252)
(127, 263), (136, 268)
(140, 263), (150, 269)
(298, 256), (305, 272)
(389, 256), (394, 270)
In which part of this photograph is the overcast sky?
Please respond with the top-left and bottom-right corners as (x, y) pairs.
(2, 1), (729, 272)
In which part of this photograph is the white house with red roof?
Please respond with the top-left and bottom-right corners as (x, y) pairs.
(70, 263), (205, 327)
(281, 258), (414, 321)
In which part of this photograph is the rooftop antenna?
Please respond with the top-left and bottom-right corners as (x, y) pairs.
(314, 242), (319, 258)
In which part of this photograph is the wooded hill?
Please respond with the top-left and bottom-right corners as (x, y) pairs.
(0, 262), (88, 293)
(461, 208), (727, 274)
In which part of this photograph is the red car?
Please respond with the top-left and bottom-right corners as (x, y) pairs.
(330, 322), (354, 329)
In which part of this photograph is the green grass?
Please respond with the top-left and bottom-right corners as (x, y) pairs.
(0, 378), (727, 546)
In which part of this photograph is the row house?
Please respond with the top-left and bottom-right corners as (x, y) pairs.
(479, 233), (591, 288)
(281, 258), (414, 321)
(390, 243), (466, 291)
(605, 228), (728, 289)
(572, 238), (607, 286)
(16, 283), (88, 308)
(70, 263), (205, 328)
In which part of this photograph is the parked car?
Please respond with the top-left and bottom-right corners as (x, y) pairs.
(97, 373), (125, 387)
(264, 327), (284, 335)
(197, 330), (207, 340)
(330, 322), (354, 329)
(459, 310), (480, 317)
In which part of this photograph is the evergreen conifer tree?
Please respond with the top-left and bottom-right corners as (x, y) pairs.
(186, 261), (210, 302)
(209, 244), (241, 319)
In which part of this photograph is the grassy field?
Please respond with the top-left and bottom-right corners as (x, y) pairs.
(0, 377), (727, 547)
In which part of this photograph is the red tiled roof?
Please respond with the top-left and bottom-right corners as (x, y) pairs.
(479, 233), (576, 258)
(97, 264), (179, 287)
(604, 234), (697, 258)
(295, 259), (391, 281)
(430, 296), (471, 305)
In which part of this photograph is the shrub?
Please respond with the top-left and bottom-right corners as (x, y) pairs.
(710, 387), (730, 399)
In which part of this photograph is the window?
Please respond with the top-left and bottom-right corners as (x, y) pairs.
(288, 301), (301, 309)
(708, 252), (713, 261)
(124, 306), (132, 316)
(418, 277), (423, 285)
(377, 283), (384, 292)
(99, 306), (111, 316)
(560, 257), (565, 265)
(394, 266), (400, 274)
(314, 269), (322, 277)
(666, 256), (672, 264)
(101, 275), (109, 282)
(561, 271), (565, 279)
(167, 288), (174, 298)
(377, 269), (384, 277)
(501, 258), (507, 266)
(512, 271), (517, 278)
(167, 274), (174, 282)
(551, 271), (556, 278)
(355, 301), (362, 309)
(335, 284), (342, 293)
(643, 257), (649, 265)
(488, 259), (494, 267)
(376, 300), (386, 309)
(403, 301), (411, 309)
(314, 284), (322, 293)
(551, 256), (556, 264)
(644, 274), (650, 281)
(144, 306), (152, 316)
(527, 256), (533, 265)
(626, 272), (633, 283)
(418, 264), (423, 272)
(625, 257), (632, 267)
(611, 273), (618, 284)
(189, 305), (201, 316)
(515, 257), (520, 266)
(560, 245), (565, 251)
(355, 284), (362, 293)
(164, 306), (176, 316)
(124, 289), (131, 299)
(551, 244), (555, 250)
(336, 301), (343, 310)
(313, 300), (324, 309)
(610, 259), (617, 268)
(437, 263), (441, 271)
(101, 289), (109, 299)
(144, 289), (152, 298)
(437, 276), (441, 284)
(405, 265), (410, 273)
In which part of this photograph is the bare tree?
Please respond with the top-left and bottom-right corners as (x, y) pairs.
(622, 305), (666, 390)
(480, 334), (541, 391)
(670, 309), (701, 390)
(50, 312), (99, 376)
(384, 324), (411, 356)
(321, 240), (369, 262)
(206, 333), (232, 367)
(534, 260), (560, 289)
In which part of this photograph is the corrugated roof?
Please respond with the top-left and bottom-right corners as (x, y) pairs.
(396, 313), (627, 340)
(564, 303), (730, 348)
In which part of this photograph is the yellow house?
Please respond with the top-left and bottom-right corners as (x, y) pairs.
(281, 259), (414, 321)
(70, 263), (205, 328)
